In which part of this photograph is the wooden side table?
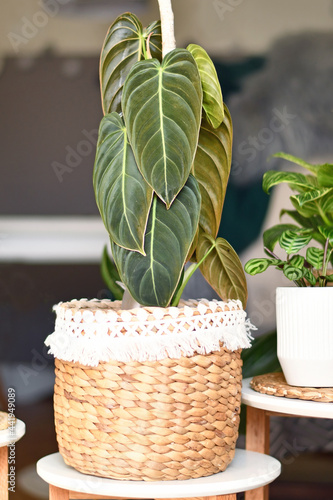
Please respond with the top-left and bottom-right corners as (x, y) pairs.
(0, 419), (26, 500)
(36, 449), (280, 500)
(242, 377), (333, 500)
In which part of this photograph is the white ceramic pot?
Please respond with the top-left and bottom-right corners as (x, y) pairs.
(276, 287), (333, 388)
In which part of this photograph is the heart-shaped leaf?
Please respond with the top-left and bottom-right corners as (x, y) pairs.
(100, 13), (162, 114)
(197, 232), (248, 307)
(122, 48), (202, 207)
(111, 175), (201, 307)
(93, 113), (153, 253)
(193, 107), (232, 238)
(187, 44), (224, 129)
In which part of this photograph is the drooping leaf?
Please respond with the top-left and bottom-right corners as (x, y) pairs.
(273, 152), (319, 175)
(100, 246), (124, 300)
(263, 224), (299, 252)
(93, 113), (153, 253)
(317, 164), (333, 187)
(100, 13), (162, 114)
(187, 44), (224, 129)
(306, 247), (324, 270)
(197, 233), (248, 307)
(193, 108), (232, 238)
(283, 264), (306, 281)
(244, 257), (281, 276)
(263, 170), (314, 194)
(111, 175), (201, 307)
(279, 229), (313, 254)
(122, 48), (203, 207)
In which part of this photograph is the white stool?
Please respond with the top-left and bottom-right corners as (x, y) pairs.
(0, 419), (26, 500)
(37, 449), (280, 500)
(242, 377), (333, 499)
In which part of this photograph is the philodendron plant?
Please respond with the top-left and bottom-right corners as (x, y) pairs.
(245, 153), (333, 287)
(93, 0), (247, 308)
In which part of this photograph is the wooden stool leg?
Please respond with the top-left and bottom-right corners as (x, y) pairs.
(245, 406), (270, 500)
(0, 446), (8, 500)
(49, 485), (70, 500)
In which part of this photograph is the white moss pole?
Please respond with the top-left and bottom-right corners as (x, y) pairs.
(157, 0), (176, 57)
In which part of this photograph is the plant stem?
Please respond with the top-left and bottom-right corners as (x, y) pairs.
(157, 0), (176, 57)
(322, 237), (329, 275)
(170, 243), (215, 306)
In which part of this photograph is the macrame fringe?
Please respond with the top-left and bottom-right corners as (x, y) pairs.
(45, 299), (256, 367)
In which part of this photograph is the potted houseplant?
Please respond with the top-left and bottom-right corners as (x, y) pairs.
(245, 152), (333, 387)
(46, 0), (254, 481)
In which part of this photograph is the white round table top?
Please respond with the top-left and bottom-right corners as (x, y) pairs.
(37, 450), (280, 497)
(0, 419), (25, 446)
(242, 378), (333, 419)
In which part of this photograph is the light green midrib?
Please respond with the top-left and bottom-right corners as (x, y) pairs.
(158, 68), (168, 202)
(149, 197), (158, 302)
(122, 128), (139, 248)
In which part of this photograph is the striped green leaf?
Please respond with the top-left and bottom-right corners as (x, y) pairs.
(283, 264), (306, 281)
(93, 113), (153, 254)
(279, 229), (313, 254)
(273, 152), (319, 175)
(244, 257), (281, 276)
(306, 247), (324, 270)
(197, 233), (248, 307)
(318, 226), (333, 245)
(318, 164), (333, 187)
(187, 44), (224, 129)
(291, 188), (333, 218)
(263, 224), (299, 252)
(304, 270), (317, 286)
(122, 48), (202, 207)
(193, 106), (232, 238)
(263, 170), (314, 194)
(100, 13), (162, 114)
(288, 255), (305, 269)
(111, 175), (201, 307)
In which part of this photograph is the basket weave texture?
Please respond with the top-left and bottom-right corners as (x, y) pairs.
(51, 299), (247, 481)
(54, 348), (242, 481)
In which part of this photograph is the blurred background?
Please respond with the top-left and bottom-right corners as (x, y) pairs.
(1, 1), (333, 498)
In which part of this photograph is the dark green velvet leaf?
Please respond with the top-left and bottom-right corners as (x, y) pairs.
(197, 232), (248, 307)
(111, 175), (201, 306)
(93, 113), (153, 253)
(187, 43), (224, 129)
(122, 48), (202, 207)
(193, 106), (232, 238)
(100, 13), (162, 114)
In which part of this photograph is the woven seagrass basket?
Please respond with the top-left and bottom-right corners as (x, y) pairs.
(47, 298), (251, 481)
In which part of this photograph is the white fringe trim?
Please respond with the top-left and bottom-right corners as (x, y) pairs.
(45, 298), (256, 366)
